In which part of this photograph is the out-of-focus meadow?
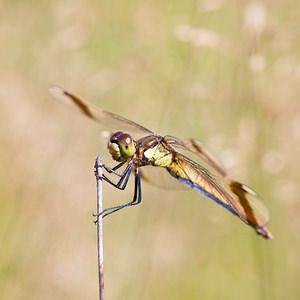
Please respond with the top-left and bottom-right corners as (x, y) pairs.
(0, 0), (299, 299)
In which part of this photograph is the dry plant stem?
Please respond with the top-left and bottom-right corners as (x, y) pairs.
(95, 156), (105, 300)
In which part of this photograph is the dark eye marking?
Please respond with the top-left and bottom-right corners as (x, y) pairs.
(110, 131), (123, 143)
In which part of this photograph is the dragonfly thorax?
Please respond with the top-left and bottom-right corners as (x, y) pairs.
(143, 142), (173, 167)
(107, 131), (136, 162)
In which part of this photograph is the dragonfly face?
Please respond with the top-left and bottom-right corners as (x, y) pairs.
(108, 131), (136, 162)
(48, 85), (273, 239)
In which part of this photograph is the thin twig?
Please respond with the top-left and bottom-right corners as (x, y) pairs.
(95, 156), (104, 300)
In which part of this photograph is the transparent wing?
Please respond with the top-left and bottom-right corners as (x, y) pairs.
(48, 85), (153, 136)
(164, 135), (226, 176)
(167, 152), (272, 239)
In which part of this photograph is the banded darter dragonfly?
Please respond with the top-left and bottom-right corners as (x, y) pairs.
(48, 86), (272, 239)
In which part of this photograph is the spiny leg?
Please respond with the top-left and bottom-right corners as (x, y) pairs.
(100, 168), (142, 218)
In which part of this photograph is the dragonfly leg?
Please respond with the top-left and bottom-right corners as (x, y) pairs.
(93, 164), (134, 218)
(101, 161), (126, 177)
(99, 168), (142, 218)
(101, 162), (133, 190)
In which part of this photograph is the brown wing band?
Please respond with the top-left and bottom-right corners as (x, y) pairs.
(64, 90), (96, 120)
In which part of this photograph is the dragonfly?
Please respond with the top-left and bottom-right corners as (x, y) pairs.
(48, 85), (273, 239)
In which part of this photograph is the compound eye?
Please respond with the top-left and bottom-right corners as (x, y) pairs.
(117, 133), (132, 147)
(117, 133), (135, 158)
(110, 131), (123, 143)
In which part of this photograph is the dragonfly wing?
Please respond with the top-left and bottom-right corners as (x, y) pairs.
(140, 165), (188, 190)
(48, 85), (153, 136)
(164, 135), (226, 176)
(167, 153), (272, 239)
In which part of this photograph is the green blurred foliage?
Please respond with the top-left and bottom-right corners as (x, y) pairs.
(0, 0), (299, 299)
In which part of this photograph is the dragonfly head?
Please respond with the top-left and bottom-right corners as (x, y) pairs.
(108, 131), (136, 161)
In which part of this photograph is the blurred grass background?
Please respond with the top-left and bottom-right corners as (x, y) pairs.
(0, 0), (299, 299)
